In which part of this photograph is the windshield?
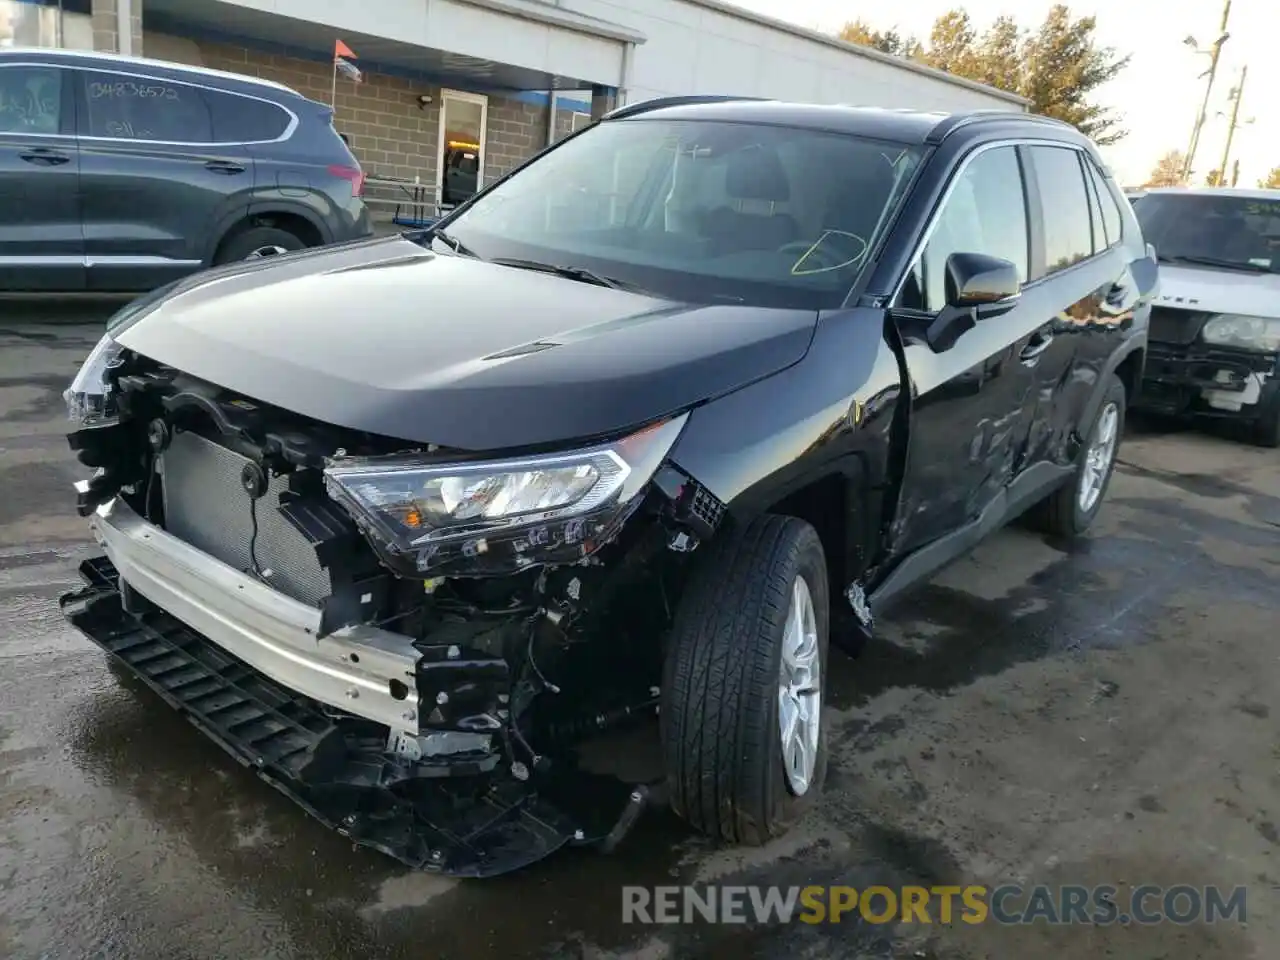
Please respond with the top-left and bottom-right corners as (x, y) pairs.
(437, 117), (924, 308)
(1132, 193), (1280, 273)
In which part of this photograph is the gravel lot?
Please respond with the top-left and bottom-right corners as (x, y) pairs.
(0, 311), (1276, 960)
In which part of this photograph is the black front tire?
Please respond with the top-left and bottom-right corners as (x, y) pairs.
(1027, 373), (1127, 538)
(1251, 394), (1280, 448)
(661, 515), (830, 846)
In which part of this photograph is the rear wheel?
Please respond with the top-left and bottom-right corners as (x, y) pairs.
(661, 515), (829, 845)
(214, 226), (307, 264)
(1027, 373), (1126, 538)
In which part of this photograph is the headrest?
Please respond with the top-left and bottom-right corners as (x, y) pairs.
(725, 147), (790, 203)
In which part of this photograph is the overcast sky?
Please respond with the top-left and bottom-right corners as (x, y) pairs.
(732, 0), (1277, 187)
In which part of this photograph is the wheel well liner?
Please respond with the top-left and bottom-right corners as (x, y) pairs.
(763, 473), (850, 594)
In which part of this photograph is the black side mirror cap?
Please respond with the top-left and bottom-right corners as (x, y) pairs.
(944, 251), (1021, 311)
(920, 252), (1021, 352)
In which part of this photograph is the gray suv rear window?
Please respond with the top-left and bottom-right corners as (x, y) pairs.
(206, 88), (290, 142)
(82, 70), (212, 142)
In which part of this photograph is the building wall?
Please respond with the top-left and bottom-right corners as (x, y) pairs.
(584, 0), (1025, 113)
(89, 0), (140, 55)
(144, 32), (573, 200)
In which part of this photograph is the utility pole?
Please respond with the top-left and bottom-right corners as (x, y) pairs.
(1230, 158), (1240, 187)
(1217, 65), (1247, 187)
(1181, 0), (1232, 182)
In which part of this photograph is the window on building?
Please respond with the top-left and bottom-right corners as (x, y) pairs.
(81, 70), (212, 142)
(204, 88), (291, 142)
(438, 89), (486, 207)
(897, 145), (1029, 313)
(570, 111), (592, 132)
(0, 64), (61, 134)
(1029, 146), (1094, 275)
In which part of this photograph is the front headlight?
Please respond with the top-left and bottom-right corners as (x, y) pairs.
(63, 332), (125, 426)
(324, 414), (689, 576)
(1201, 314), (1280, 352)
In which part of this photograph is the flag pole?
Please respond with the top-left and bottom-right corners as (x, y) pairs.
(330, 56), (338, 109)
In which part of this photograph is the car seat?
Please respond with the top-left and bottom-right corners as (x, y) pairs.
(698, 145), (799, 254)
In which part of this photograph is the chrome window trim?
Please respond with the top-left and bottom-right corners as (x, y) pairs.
(0, 60), (299, 146)
(891, 137), (1098, 306)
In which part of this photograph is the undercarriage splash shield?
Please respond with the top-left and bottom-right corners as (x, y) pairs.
(60, 557), (637, 878)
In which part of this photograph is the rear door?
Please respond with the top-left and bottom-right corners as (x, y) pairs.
(74, 67), (254, 291)
(1015, 145), (1144, 464)
(0, 60), (84, 291)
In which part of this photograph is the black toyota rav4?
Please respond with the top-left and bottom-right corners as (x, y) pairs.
(61, 97), (1155, 878)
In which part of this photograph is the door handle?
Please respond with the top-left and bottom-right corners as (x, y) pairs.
(20, 149), (70, 166)
(1020, 331), (1054, 363)
(204, 160), (246, 174)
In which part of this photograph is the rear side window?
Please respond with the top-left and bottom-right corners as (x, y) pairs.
(81, 70), (211, 142)
(0, 65), (63, 135)
(1028, 146), (1094, 274)
(1085, 161), (1124, 247)
(204, 88), (291, 142)
(898, 145), (1029, 313)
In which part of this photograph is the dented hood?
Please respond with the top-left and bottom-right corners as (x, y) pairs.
(1155, 263), (1280, 318)
(114, 236), (819, 451)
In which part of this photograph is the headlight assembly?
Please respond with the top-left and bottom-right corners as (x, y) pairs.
(324, 414), (689, 576)
(63, 333), (125, 426)
(1201, 314), (1280, 352)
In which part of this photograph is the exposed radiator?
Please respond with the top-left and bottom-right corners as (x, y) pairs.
(159, 429), (333, 607)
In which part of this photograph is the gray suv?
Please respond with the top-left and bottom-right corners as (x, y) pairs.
(0, 48), (372, 293)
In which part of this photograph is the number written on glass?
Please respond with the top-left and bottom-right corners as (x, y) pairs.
(88, 81), (181, 101)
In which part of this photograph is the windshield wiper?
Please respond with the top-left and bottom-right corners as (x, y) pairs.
(429, 229), (478, 258)
(488, 257), (630, 290)
(1157, 254), (1270, 273)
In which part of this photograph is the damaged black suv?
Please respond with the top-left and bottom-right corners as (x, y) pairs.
(61, 96), (1155, 877)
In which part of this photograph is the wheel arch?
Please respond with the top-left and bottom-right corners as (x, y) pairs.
(206, 202), (331, 264)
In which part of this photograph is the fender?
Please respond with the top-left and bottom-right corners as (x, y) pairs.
(203, 199), (333, 264)
(1080, 330), (1147, 438)
(667, 308), (904, 585)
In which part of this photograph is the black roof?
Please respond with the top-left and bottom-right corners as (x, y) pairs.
(605, 96), (1084, 148)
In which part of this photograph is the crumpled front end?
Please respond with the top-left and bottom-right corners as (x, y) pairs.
(1137, 306), (1280, 421)
(60, 336), (726, 877)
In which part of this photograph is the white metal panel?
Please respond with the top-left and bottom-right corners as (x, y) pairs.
(573, 0), (1024, 111)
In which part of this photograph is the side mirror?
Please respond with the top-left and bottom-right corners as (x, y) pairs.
(944, 252), (1021, 311)
(923, 252), (1021, 352)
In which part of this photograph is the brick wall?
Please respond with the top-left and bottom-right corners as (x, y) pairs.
(90, 0), (142, 54)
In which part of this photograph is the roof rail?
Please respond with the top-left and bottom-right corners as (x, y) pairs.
(603, 94), (770, 121)
(926, 110), (1077, 144)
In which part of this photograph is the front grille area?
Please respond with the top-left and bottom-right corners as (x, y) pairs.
(1149, 307), (1211, 346)
(160, 430), (333, 606)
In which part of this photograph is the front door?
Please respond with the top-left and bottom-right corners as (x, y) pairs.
(437, 89), (486, 210)
(73, 67), (253, 291)
(889, 143), (1044, 555)
(0, 61), (84, 291)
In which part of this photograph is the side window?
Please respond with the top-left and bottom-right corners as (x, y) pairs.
(0, 66), (63, 135)
(900, 145), (1029, 313)
(1028, 146), (1093, 274)
(1086, 160), (1124, 247)
(204, 88), (291, 142)
(81, 71), (211, 142)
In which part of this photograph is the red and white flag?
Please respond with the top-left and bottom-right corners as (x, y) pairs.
(334, 39), (362, 82)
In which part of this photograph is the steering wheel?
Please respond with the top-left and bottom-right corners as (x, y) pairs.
(777, 233), (867, 274)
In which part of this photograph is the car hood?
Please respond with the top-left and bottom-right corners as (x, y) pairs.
(114, 236), (819, 451)
(1155, 263), (1280, 318)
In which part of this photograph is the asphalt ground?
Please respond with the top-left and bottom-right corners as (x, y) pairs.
(0, 309), (1276, 959)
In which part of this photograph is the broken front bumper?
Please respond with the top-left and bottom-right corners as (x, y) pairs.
(1137, 342), (1279, 418)
(83, 496), (423, 733)
(62, 498), (648, 877)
